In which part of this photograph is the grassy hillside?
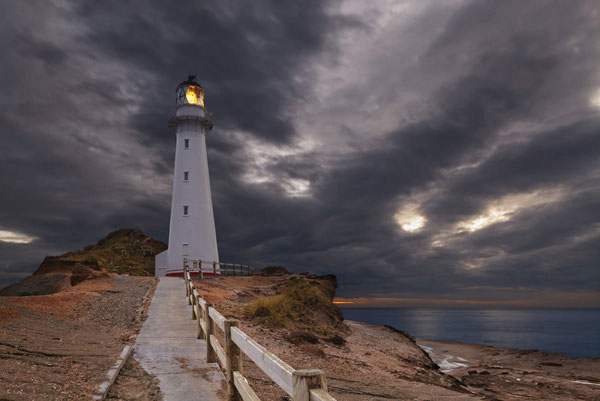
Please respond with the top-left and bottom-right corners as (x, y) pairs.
(55, 229), (167, 276)
(1, 229), (167, 296)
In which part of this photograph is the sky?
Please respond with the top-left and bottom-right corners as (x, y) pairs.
(1, 0), (599, 307)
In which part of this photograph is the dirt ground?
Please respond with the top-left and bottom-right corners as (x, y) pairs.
(106, 356), (162, 401)
(0, 275), (162, 401)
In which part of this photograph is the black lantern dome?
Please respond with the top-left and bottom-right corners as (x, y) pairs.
(176, 75), (205, 106)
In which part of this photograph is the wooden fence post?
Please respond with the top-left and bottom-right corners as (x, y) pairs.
(183, 263), (187, 290)
(187, 270), (192, 306)
(184, 264), (189, 298)
(196, 296), (205, 339)
(191, 291), (197, 320)
(213, 261), (217, 277)
(292, 369), (328, 401)
(224, 320), (242, 401)
(205, 304), (216, 363)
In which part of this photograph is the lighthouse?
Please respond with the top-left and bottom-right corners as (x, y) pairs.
(155, 76), (219, 277)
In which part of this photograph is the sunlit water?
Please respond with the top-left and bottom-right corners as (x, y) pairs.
(341, 308), (600, 358)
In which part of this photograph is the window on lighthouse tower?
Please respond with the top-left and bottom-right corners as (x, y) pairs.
(184, 139), (189, 149)
(184, 171), (189, 181)
(183, 205), (189, 216)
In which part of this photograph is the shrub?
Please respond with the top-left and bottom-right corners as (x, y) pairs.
(246, 280), (333, 327)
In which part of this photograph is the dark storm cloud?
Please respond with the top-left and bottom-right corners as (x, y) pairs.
(425, 117), (600, 225)
(0, 0), (598, 305)
(213, 0), (600, 301)
(74, 0), (358, 147)
(0, 0), (349, 286)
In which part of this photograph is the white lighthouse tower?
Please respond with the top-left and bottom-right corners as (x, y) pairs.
(155, 76), (219, 277)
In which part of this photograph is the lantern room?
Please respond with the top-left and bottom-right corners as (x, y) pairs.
(176, 75), (205, 107)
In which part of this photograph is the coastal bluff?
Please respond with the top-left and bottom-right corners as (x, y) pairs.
(189, 272), (600, 401)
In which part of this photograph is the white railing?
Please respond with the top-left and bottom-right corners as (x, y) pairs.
(184, 259), (255, 278)
(183, 267), (337, 401)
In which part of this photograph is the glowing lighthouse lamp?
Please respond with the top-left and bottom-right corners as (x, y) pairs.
(155, 76), (219, 277)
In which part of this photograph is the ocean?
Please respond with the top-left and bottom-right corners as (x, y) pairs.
(341, 308), (600, 358)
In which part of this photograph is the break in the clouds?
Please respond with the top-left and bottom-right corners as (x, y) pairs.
(0, 0), (599, 306)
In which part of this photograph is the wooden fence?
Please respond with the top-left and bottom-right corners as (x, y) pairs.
(183, 266), (337, 401)
(184, 259), (255, 278)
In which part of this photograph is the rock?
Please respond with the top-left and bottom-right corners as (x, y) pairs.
(327, 335), (346, 346)
(253, 306), (270, 317)
(0, 274), (70, 296)
(314, 274), (338, 289)
(285, 330), (319, 345)
(384, 325), (414, 340)
(540, 362), (562, 367)
(254, 266), (290, 276)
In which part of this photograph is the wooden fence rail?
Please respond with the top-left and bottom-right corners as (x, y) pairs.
(183, 265), (337, 401)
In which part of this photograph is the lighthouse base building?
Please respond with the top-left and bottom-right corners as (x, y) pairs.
(155, 77), (219, 277)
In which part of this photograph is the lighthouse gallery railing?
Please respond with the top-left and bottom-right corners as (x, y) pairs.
(184, 258), (255, 278)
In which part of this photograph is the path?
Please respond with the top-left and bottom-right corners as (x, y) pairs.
(134, 277), (225, 400)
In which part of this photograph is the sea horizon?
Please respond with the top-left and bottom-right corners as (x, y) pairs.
(341, 307), (600, 359)
(339, 306), (600, 310)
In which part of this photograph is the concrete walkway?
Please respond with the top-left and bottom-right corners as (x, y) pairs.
(134, 277), (225, 400)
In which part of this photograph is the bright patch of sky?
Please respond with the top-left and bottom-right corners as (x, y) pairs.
(394, 203), (427, 232)
(0, 230), (37, 244)
(591, 88), (600, 110)
(430, 189), (566, 249)
(241, 134), (315, 197)
(455, 190), (565, 233)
